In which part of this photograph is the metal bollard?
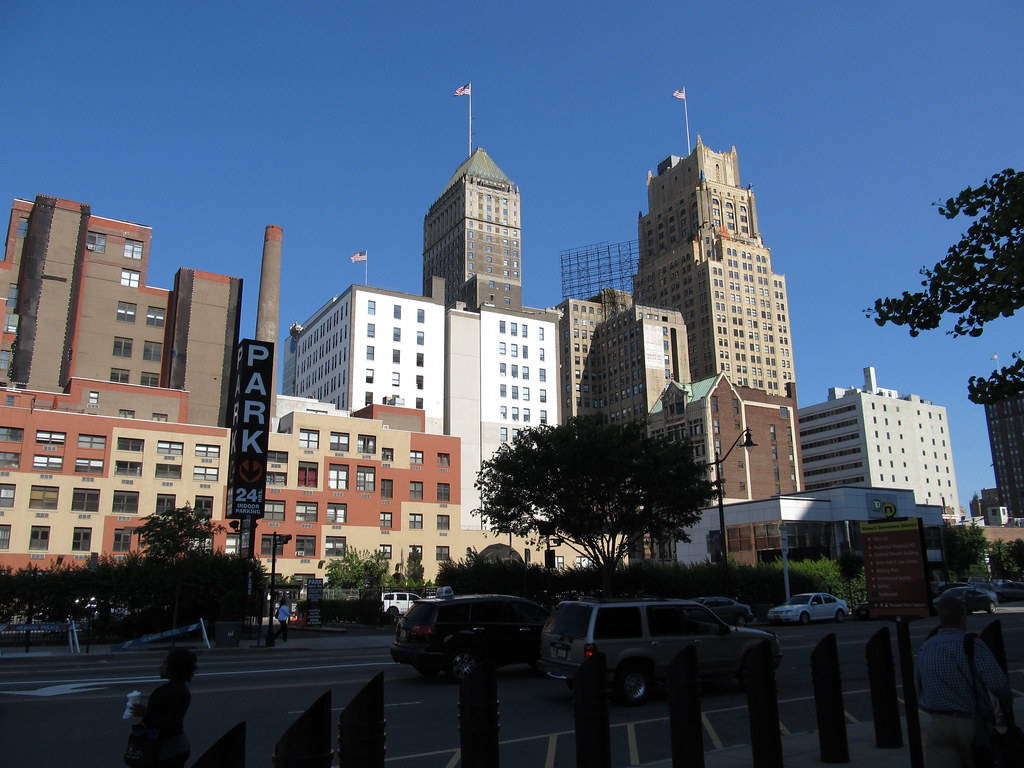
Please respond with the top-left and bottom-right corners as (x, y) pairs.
(273, 690), (333, 768)
(192, 721), (246, 768)
(739, 639), (783, 768)
(979, 620), (1006, 674)
(459, 659), (500, 768)
(667, 644), (704, 768)
(574, 652), (611, 768)
(338, 672), (386, 768)
(811, 633), (849, 763)
(895, 619), (924, 768)
(865, 626), (902, 748)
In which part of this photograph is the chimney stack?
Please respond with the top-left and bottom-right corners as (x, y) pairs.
(257, 225), (282, 420)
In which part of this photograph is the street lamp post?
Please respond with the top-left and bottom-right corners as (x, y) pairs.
(711, 428), (756, 584)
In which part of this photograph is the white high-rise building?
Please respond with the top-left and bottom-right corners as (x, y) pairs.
(798, 367), (959, 511)
(281, 282), (447, 434)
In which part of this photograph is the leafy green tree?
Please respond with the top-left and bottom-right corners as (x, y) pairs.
(475, 416), (715, 596)
(325, 547), (390, 589)
(405, 547), (425, 585)
(943, 524), (990, 578)
(868, 168), (1024, 403)
(1007, 539), (1024, 578)
(136, 503), (223, 561)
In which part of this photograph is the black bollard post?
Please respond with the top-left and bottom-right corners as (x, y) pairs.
(865, 626), (902, 748)
(574, 652), (611, 768)
(273, 690), (333, 767)
(979, 620), (1007, 674)
(667, 644), (704, 768)
(459, 659), (500, 768)
(811, 633), (849, 763)
(338, 672), (386, 768)
(895, 619), (924, 768)
(739, 639), (783, 768)
(192, 721), (246, 768)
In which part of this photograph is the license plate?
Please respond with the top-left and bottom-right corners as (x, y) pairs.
(554, 646), (567, 659)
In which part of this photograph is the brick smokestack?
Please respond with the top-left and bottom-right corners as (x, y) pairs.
(257, 225), (282, 420)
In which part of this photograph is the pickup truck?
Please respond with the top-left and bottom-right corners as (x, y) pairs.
(382, 591), (419, 620)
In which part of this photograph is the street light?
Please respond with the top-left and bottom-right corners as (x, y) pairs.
(710, 428), (756, 581)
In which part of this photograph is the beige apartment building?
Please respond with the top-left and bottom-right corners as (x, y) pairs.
(633, 139), (796, 396)
(423, 148), (524, 310)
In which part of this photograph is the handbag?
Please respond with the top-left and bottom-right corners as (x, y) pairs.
(123, 723), (160, 767)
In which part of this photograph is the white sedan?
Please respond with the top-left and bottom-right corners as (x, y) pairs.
(767, 593), (848, 624)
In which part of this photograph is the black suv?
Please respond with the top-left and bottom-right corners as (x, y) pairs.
(390, 594), (549, 681)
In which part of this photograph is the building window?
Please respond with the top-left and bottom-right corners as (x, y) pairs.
(0, 484), (14, 507)
(436, 546), (450, 561)
(326, 503), (347, 523)
(416, 353), (424, 367)
(32, 454), (62, 471)
(393, 327), (401, 342)
(155, 463), (182, 479)
(365, 368), (374, 384)
(36, 430), (66, 445)
(328, 464), (348, 489)
(366, 345), (375, 360)
(356, 434), (376, 454)
(72, 488), (100, 512)
(195, 444), (220, 458)
(113, 528), (133, 552)
(330, 432), (349, 452)
(437, 483), (450, 502)
(225, 534), (239, 555)
(121, 269), (141, 287)
(381, 447), (394, 462)
(140, 372), (159, 387)
(391, 372), (400, 386)
(117, 302), (137, 323)
(297, 462), (318, 487)
(409, 513), (423, 529)
(143, 341), (162, 361)
(325, 537), (347, 557)
(437, 514), (450, 531)
(416, 331), (424, 346)
(69, 526), (91, 552)
(157, 440), (184, 455)
(117, 437), (144, 452)
(86, 232), (106, 252)
(356, 466), (375, 491)
(110, 368), (130, 384)
(380, 544), (393, 560)
(0, 427), (24, 442)
(380, 511), (393, 528)
(408, 450), (423, 465)
(417, 308), (425, 323)
(380, 478), (393, 498)
(112, 491), (140, 514)
(367, 323), (375, 338)
(296, 502), (318, 522)
(267, 471), (287, 485)
(263, 501), (285, 520)
(113, 337), (133, 357)
(437, 452), (451, 466)
(261, 535), (285, 556)
(155, 494), (176, 514)
(192, 466), (219, 482)
(88, 391), (99, 406)
(123, 239), (143, 259)
(367, 300), (376, 315)
(393, 304), (402, 320)
(416, 375), (423, 390)
(146, 307), (165, 327)
(0, 524), (8, 549)
(299, 429), (320, 449)
(194, 496), (213, 516)
(409, 481), (424, 500)
(115, 460), (143, 476)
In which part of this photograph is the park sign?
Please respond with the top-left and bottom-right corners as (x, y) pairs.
(227, 339), (274, 519)
(861, 517), (932, 619)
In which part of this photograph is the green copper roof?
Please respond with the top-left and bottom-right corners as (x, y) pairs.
(441, 148), (512, 196)
(649, 374), (722, 414)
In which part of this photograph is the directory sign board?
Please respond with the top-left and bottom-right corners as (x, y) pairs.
(862, 517), (931, 619)
(305, 578), (324, 626)
(227, 339), (274, 518)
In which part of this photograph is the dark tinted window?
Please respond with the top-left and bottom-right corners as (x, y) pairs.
(545, 604), (592, 638)
(470, 601), (510, 622)
(437, 603), (471, 623)
(681, 605), (724, 633)
(405, 603), (437, 624)
(511, 601), (548, 624)
(594, 606), (642, 639)
(647, 605), (689, 636)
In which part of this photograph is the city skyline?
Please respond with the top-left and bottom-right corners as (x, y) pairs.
(5, 2), (1022, 511)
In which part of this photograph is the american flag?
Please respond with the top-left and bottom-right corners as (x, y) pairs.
(350, 250), (367, 263)
(672, 88), (686, 100)
(454, 82), (472, 96)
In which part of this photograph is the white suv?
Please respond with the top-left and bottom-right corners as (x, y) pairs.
(382, 591), (419, 621)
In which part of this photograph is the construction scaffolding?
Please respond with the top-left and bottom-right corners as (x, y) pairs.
(560, 240), (639, 303)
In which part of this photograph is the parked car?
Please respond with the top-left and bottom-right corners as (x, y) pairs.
(767, 593), (849, 624)
(695, 596), (755, 626)
(382, 591), (419, 621)
(992, 580), (1024, 602)
(939, 586), (998, 614)
(390, 594), (549, 681)
(852, 602), (870, 620)
(538, 598), (781, 705)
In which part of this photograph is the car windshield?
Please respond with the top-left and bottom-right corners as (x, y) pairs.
(544, 604), (593, 638)
(787, 595), (812, 605)
(404, 602), (437, 624)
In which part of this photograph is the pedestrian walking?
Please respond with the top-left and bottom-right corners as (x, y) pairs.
(915, 594), (1011, 768)
(276, 600), (291, 642)
(128, 648), (197, 767)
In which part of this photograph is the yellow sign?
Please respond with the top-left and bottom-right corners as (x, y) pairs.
(862, 518), (918, 533)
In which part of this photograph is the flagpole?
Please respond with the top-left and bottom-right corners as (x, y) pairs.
(468, 87), (473, 157)
(683, 95), (691, 155)
(364, 251), (368, 286)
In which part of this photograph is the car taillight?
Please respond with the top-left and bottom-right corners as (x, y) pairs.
(584, 642), (597, 657)
(409, 624), (435, 637)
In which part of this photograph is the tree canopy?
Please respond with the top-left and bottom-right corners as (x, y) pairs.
(136, 503), (223, 561)
(324, 547), (390, 589)
(868, 168), (1024, 404)
(943, 523), (989, 579)
(474, 416), (716, 595)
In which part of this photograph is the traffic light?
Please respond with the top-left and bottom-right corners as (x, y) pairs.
(276, 534), (292, 544)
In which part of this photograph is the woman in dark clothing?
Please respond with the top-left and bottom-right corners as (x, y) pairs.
(132, 648), (196, 767)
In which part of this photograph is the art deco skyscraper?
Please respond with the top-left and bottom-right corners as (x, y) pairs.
(633, 138), (795, 395)
(423, 148), (523, 310)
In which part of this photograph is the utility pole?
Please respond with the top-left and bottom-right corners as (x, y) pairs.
(265, 531), (291, 647)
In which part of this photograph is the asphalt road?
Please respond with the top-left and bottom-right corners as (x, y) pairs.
(1, 609), (1022, 767)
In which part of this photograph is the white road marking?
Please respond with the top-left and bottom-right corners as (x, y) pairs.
(702, 713), (723, 749)
(4, 682), (110, 697)
(544, 734), (558, 768)
(778, 719), (790, 736)
(443, 749), (460, 768)
(845, 710), (859, 723)
(626, 722), (640, 764)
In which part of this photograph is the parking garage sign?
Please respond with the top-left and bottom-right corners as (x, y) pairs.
(227, 339), (274, 518)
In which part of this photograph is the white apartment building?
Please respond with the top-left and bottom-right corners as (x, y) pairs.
(446, 303), (561, 527)
(282, 282), (446, 434)
(798, 367), (959, 511)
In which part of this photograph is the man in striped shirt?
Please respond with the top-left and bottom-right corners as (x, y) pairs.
(915, 594), (1010, 767)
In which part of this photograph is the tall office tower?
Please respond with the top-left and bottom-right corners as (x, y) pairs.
(557, 289), (688, 424)
(281, 281), (447, 434)
(423, 148), (523, 310)
(633, 139), (795, 394)
(985, 394), (1024, 519)
(3, 196), (241, 427)
(798, 367), (959, 511)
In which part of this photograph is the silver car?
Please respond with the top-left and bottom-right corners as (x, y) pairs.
(538, 599), (781, 705)
(767, 593), (849, 624)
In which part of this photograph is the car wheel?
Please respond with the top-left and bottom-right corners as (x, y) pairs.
(834, 609), (846, 623)
(614, 662), (652, 706)
(735, 614), (747, 627)
(799, 611), (810, 625)
(987, 601), (996, 614)
(386, 606), (400, 622)
(448, 648), (480, 682)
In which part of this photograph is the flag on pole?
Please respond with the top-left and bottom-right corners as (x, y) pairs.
(672, 88), (686, 100)
(454, 82), (472, 96)
(350, 250), (367, 263)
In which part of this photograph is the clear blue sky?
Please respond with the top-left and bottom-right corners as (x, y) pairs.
(5, 2), (1022, 512)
